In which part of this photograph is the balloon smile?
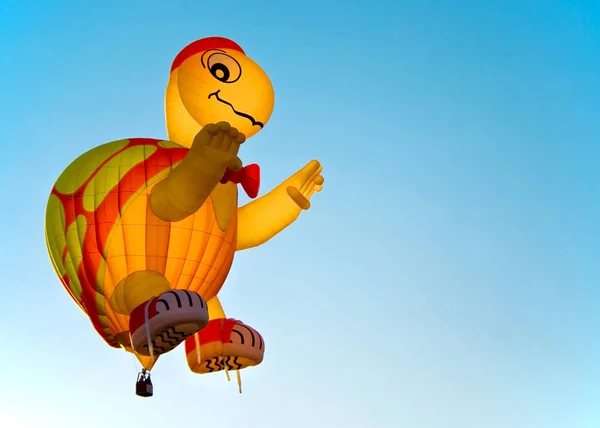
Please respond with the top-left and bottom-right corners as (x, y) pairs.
(208, 90), (264, 128)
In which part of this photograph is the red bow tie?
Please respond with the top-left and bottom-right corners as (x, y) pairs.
(220, 163), (260, 198)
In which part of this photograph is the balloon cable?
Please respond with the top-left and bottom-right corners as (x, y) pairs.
(221, 319), (231, 382)
(194, 332), (202, 365)
(144, 297), (156, 358)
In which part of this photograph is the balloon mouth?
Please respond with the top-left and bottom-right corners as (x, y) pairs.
(208, 90), (264, 128)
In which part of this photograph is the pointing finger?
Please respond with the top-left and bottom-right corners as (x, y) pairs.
(297, 160), (321, 179)
(300, 162), (323, 194)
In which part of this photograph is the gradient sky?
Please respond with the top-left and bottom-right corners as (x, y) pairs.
(0, 0), (599, 427)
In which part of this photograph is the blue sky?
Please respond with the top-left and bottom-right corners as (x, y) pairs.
(0, 0), (599, 427)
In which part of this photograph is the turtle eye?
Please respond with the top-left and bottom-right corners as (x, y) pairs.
(206, 52), (242, 84)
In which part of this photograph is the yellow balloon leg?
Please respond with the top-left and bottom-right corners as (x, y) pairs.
(109, 270), (171, 315)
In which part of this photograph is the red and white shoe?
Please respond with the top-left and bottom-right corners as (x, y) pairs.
(184, 318), (265, 374)
(129, 290), (209, 356)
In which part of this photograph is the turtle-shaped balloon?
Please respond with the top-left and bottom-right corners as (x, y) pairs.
(44, 37), (324, 375)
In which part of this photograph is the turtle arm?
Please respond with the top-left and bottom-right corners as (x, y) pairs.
(236, 181), (302, 251)
(150, 144), (224, 222)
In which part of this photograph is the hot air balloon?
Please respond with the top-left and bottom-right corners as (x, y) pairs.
(44, 36), (324, 397)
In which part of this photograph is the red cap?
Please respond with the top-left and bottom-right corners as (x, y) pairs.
(170, 36), (245, 72)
